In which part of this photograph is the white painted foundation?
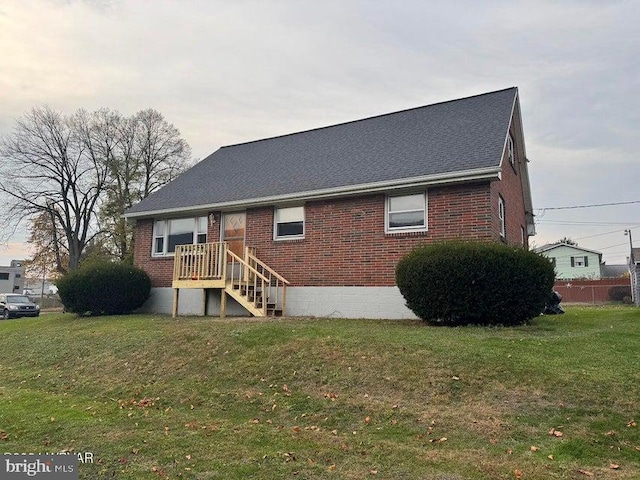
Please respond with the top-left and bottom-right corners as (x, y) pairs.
(139, 286), (417, 319)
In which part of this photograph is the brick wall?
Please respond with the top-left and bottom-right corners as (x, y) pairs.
(491, 123), (528, 248)
(244, 184), (495, 287)
(133, 175), (532, 288)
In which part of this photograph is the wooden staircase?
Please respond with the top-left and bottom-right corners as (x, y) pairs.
(172, 242), (289, 318)
(225, 283), (283, 317)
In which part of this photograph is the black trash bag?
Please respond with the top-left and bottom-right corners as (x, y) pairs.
(543, 290), (564, 315)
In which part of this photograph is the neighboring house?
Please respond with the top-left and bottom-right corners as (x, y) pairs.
(0, 260), (25, 294)
(125, 87), (536, 319)
(628, 247), (640, 305)
(535, 243), (602, 280)
(600, 263), (629, 279)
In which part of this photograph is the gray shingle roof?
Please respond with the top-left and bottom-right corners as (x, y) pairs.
(126, 87), (517, 217)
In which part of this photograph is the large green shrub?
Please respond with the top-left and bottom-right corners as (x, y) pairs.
(57, 261), (151, 316)
(395, 241), (555, 326)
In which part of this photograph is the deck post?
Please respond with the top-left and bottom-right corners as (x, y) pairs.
(282, 284), (287, 317)
(202, 288), (208, 316)
(220, 288), (227, 319)
(172, 288), (179, 318)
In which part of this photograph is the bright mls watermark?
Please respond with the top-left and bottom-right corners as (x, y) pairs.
(1, 454), (78, 479)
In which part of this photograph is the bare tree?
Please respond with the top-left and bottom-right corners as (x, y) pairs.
(99, 108), (192, 260)
(0, 107), (109, 272)
(1, 106), (192, 268)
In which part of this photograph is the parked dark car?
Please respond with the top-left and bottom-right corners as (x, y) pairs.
(0, 293), (40, 319)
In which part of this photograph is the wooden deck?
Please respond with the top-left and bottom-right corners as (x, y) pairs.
(172, 242), (289, 318)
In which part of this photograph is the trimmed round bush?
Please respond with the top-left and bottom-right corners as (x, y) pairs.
(57, 261), (151, 316)
(395, 241), (555, 326)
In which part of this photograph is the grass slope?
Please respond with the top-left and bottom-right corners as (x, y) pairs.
(0, 307), (638, 479)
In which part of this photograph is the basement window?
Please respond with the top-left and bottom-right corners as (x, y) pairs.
(153, 216), (207, 256)
(386, 192), (427, 233)
(274, 206), (305, 240)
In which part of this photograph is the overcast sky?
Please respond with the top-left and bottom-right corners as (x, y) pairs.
(1, 0), (639, 267)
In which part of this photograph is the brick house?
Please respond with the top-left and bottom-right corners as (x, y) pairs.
(125, 87), (535, 319)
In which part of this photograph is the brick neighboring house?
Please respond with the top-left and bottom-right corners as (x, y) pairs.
(125, 87), (536, 319)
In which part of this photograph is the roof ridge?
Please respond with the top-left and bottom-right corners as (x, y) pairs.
(221, 87), (518, 150)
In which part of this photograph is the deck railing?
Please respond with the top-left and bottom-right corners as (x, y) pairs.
(173, 242), (289, 315)
(174, 242), (226, 281)
(246, 249), (289, 315)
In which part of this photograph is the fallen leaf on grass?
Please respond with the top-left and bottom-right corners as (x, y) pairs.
(530, 446), (539, 452)
(577, 469), (594, 477)
(548, 428), (563, 437)
(627, 420), (637, 427)
(137, 397), (155, 408)
(364, 416), (371, 424)
(151, 466), (169, 479)
(292, 426), (301, 433)
(324, 393), (337, 401)
(0, 431), (8, 441)
(328, 464), (336, 471)
(370, 469), (378, 475)
(610, 464), (620, 470)
(514, 469), (523, 479)
(429, 437), (447, 443)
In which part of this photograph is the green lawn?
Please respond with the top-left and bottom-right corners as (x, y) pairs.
(0, 307), (638, 479)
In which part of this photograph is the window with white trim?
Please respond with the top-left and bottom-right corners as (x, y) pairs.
(153, 216), (207, 256)
(571, 256), (588, 267)
(274, 206), (304, 239)
(507, 134), (515, 166)
(498, 196), (506, 238)
(386, 192), (427, 232)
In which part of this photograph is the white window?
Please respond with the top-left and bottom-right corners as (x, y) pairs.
(386, 192), (427, 233)
(153, 216), (207, 256)
(498, 196), (506, 237)
(274, 206), (304, 239)
(507, 134), (515, 166)
(571, 256), (588, 268)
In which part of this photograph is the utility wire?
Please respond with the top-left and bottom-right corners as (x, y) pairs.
(535, 200), (640, 211)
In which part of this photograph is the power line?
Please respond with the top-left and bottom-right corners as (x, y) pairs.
(537, 220), (640, 226)
(535, 200), (640, 211)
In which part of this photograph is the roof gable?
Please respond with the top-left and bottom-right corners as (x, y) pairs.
(535, 243), (603, 258)
(127, 87), (518, 217)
